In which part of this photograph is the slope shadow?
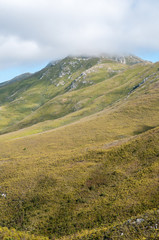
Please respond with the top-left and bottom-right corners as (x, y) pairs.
(134, 125), (156, 135)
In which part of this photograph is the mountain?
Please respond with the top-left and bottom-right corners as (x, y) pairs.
(0, 72), (32, 87)
(0, 55), (158, 239)
(0, 55), (151, 134)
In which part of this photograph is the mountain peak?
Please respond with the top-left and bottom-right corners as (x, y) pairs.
(47, 54), (147, 69)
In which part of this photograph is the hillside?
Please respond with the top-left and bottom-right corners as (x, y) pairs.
(0, 124), (158, 239)
(0, 55), (158, 239)
(0, 55), (148, 134)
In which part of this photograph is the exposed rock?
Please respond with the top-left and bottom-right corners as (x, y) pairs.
(136, 218), (144, 224)
(59, 66), (71, 77)
(40, 69), (50, 79)
(56, 81), (65, 87)
(1, 193), (6, 198)
(128, 73), (157, 95)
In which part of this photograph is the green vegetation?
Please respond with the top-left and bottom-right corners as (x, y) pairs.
(59, 209), (159, 240)
(0, 55), (148, 134)
(0, 126), (158, 239)
(0, 55), (158, 239)
(0, 226), (48, 240)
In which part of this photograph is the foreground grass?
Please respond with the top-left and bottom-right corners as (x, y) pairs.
(0, 227), (49, 240)
(0, 209), (158, 239)
(0, 125), (158, 238)
(59, 209), (159, 240)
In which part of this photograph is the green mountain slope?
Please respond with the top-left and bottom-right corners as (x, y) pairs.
(0, 57), (99, 130)
(0, 55), (158, 239)
(0, 55), (147, 134)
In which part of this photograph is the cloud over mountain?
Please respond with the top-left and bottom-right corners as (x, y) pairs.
(0, 0), (159, 69)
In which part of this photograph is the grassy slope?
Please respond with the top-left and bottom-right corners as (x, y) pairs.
(0, 57), (101, 131)
(0, 57), (158, 239)
(0, 74), (159, 239)
(7, 64), (148, 131)
(0, 62), (154, 135)
(1, 61), (159, 141)
(0, 56), (147, 134)
(0, 209), (158, 240)
(0, 125), (158, 239)
(60, 209), (159, 240)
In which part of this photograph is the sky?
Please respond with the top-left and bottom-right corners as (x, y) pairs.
(0, 0), (159, 83)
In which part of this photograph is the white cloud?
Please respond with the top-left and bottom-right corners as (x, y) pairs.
(0, 0), (159, 69)
(0, 36), (41, 68)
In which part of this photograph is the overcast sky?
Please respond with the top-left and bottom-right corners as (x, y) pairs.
(0, 0), (159, 82)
